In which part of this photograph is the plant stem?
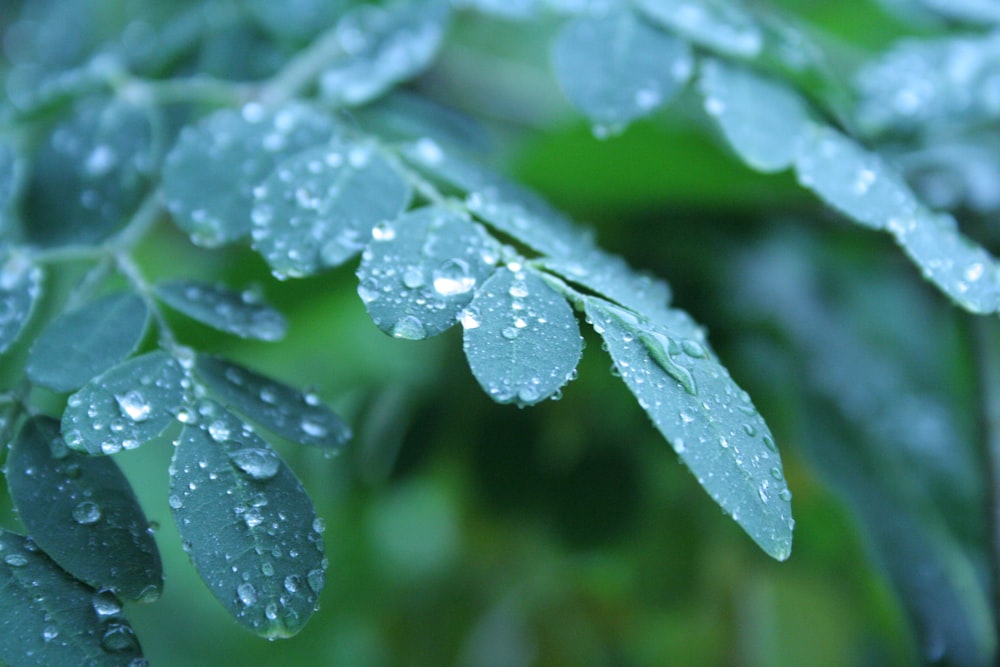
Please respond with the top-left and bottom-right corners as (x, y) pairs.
(974, 316), (1000, 628)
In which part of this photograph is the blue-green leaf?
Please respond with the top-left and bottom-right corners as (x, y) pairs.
(0, 529), (145, 666)
(163, 102), (338, 247)
(251, 141), (412, 276)
(6, 417), (162, 601)
(357, 205), (500, 339)
(0, 249), (43, 355)
(698, 58), (810, 172)
(245, 0), (349, 41)
(193, 355), (351, 451)
(551, 11), (693, 136)
(27, 291), (149, 392)
(62, 351), (187, 455)
(0, 142), (21, 233)
(635, 0), (763, 58)
(154, 280), (287, 341)
(319, 0), (450, 107)
(170, 403), (326, 638)
(462, 266), (582, 405)
(584, 296), (793, 560)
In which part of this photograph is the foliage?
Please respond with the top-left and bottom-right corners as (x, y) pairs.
(0, 0), (998, 665)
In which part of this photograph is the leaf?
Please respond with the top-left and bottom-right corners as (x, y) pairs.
(251, 140), (412, 276)
(0, 142), (21, 232)
(27, 291), (149, 392)
(0, 529), (146, 666)
(583, 296), (794, 560)
(162, 102), (338, 247)
(193, 355), (351, 451)
(245, 0), (349, 41)
(6, 417), (162, 601)
(634, 0), (763, 58)
(22, 97), (152, 247)
(170, 403), (327, 638)
(357, 205), (500, 339)
(0, 249), (43, 355)
(319, 0), (450, 107)
(462, 266), (582, 405)
(551, 11), (693, 136)
(62, 351), (187, 455)
(698, 58), (810, 172)
(154, 280), (287, 341)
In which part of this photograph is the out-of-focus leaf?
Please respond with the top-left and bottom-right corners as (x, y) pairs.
(634, 0), (763, 58)
(6, 417), (162, 601)
(245, 0), (349, 41)
(154, 280), (286, 341)
(0, 249), (43, 354)
(27, 291), (149, 392)
(0, 142), (21, 232)
(170, 403), (326, 638)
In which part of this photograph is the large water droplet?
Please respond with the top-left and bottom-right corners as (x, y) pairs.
(432, 259), (476, 296)
(93, 589), (122, 618)
(115, 391), (151, 422)
(306, 568), (325, 594)
(229, 448), (280, 481)
(391, 315), (427, 340)
(72, 501), (102, 525)
(101, 622), (139, 654)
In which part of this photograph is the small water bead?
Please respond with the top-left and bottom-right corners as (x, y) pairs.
(391, 315), (427, 340)
(307, 568), (325, 593)
(300, 419), (328, 438)
(208, 420), (231, 442)
(4, 553), (27, 567)
(371, 221), (396, 242)
(778, 488), (793, 502)
(402, 266), (425, 289)
(284, 574), (302, 593)
(42, 625), (59, 642)
(237, 582), (258, 606)
(261, 561), (275, 576)
(73, 501), (102, 525)
(168, 495), (183, 509)
(229, 448), (281, 481)
(265, 602), (279, 621)
(115, 391), (151, 422)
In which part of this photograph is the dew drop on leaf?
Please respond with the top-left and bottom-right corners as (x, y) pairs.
(115, 391), (151, 423)
(228, 448), (281, 481)
(72, 501), (102, 525)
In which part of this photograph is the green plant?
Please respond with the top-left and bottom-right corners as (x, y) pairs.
(0, 0), (997, 665)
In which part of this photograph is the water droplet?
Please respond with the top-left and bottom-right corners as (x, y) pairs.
(769, 467), (783, 481)
(312, 517), (326, 534)
(115, 391), (151, 422)
(237, 582), (258, 606)
(168, 494), (183, 509)
(762, 435), (777, 452)
(301, 419), (327, 438)
(93, 589), (122, 618)
(508, 282), (529, 298)
(391, 315), (427, 340)
(459, 308), (481, 329)
(778, 488), (792, 502)
(72, 501), (102, 525)
(101, 622), (139, 654)
(681, 339), (706, 358)
(402, 266), (425, 289)
(229, 448), (280, 481)
(306, 568), (325, 593)
(371, 221), (395, 241)
(261, 561), (275, 576)
(432, 259), (476, 296)
(4, 553), (27, 567)
(284, 574), (301, 593)
(208, 420), (231, 442)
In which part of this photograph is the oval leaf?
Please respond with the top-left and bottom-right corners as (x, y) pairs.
(27, 291), (149, 392)
(251, 140), (412, 277)
(584, 297), (794, 560)
(462, 267), (582, 405)
(357, 205), (500, 339)
(0, 250), (43, 354)
(193, 355), (351, 451)
(170, 404), (326, 638)
(551, 11), (693, 135)
(0, 529), (145, 666)
(154, 280), (287, 341)
(6, 417), (162, 601)
(635, 0), (763, 58)
(62, 351), (186, 455)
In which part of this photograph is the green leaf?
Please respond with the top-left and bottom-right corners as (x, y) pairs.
(462, 266), (582, 405)
(6, 417), (162, 601)
(319, 0), (450, 107)
(357, 205), (500, 339)
(154, 280), (287, 341)
(23, 97), (152, 247)
(162, 102), (338, 247)
(0, 249), (43, 355)
(193, 355), (351, 451)
(0, 529), (145, 666)
(245, 0), (349, 41)
(0, 142), (21, 232)
(251, 140), (412, 277)
(27, 291), (149, 392)
(698, 58), (810, 172)
(635, 0), (763, 58)
(170, 403), (326, 638)
(583, 297), (794, 560)
(62, 350), (187, 455)
(551, 11), (693, 136)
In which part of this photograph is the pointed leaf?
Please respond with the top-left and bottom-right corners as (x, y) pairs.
(0, 529), (145, 666)
(62, 351), (186, 455)
(170, 404), (327, 638)
(357, 205), (500, 339)
(27, 291), (149, 392)
(163, 102), (338, 247)
(251, 140), (412, 276)
(551, 11), (693, 135)
(635, 0), (763, 58)
(154, 280), (287, 341)
(462, 267), (582, 405)
(584, 296), (793, 560)
(319, 0), (450, 107)
(6, 417), (162, 601)
(0, 250), (43, 354)
(698, 59), (810, 172)
(193, 355), (351, 451)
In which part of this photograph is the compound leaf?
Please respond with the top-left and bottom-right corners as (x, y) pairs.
(551, 11), (693, 136)
(163, 102), (338, 247)
(357, 205), (500, 339)
(154, 280), (287, 341)
(462, 267), (582, 405)
(6, 416), (162, 601)
(0, 250), (43, 355)
(251, 141), (412, 277)
(27, 291), (149, 392)
(193, 355), (351, 452)
(62, 351), (187, 455)
(635, 0), (763, 58)
(0, 529), (145, 666)
(170, 403), (327, 638)
(584, 296), (794, 560)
